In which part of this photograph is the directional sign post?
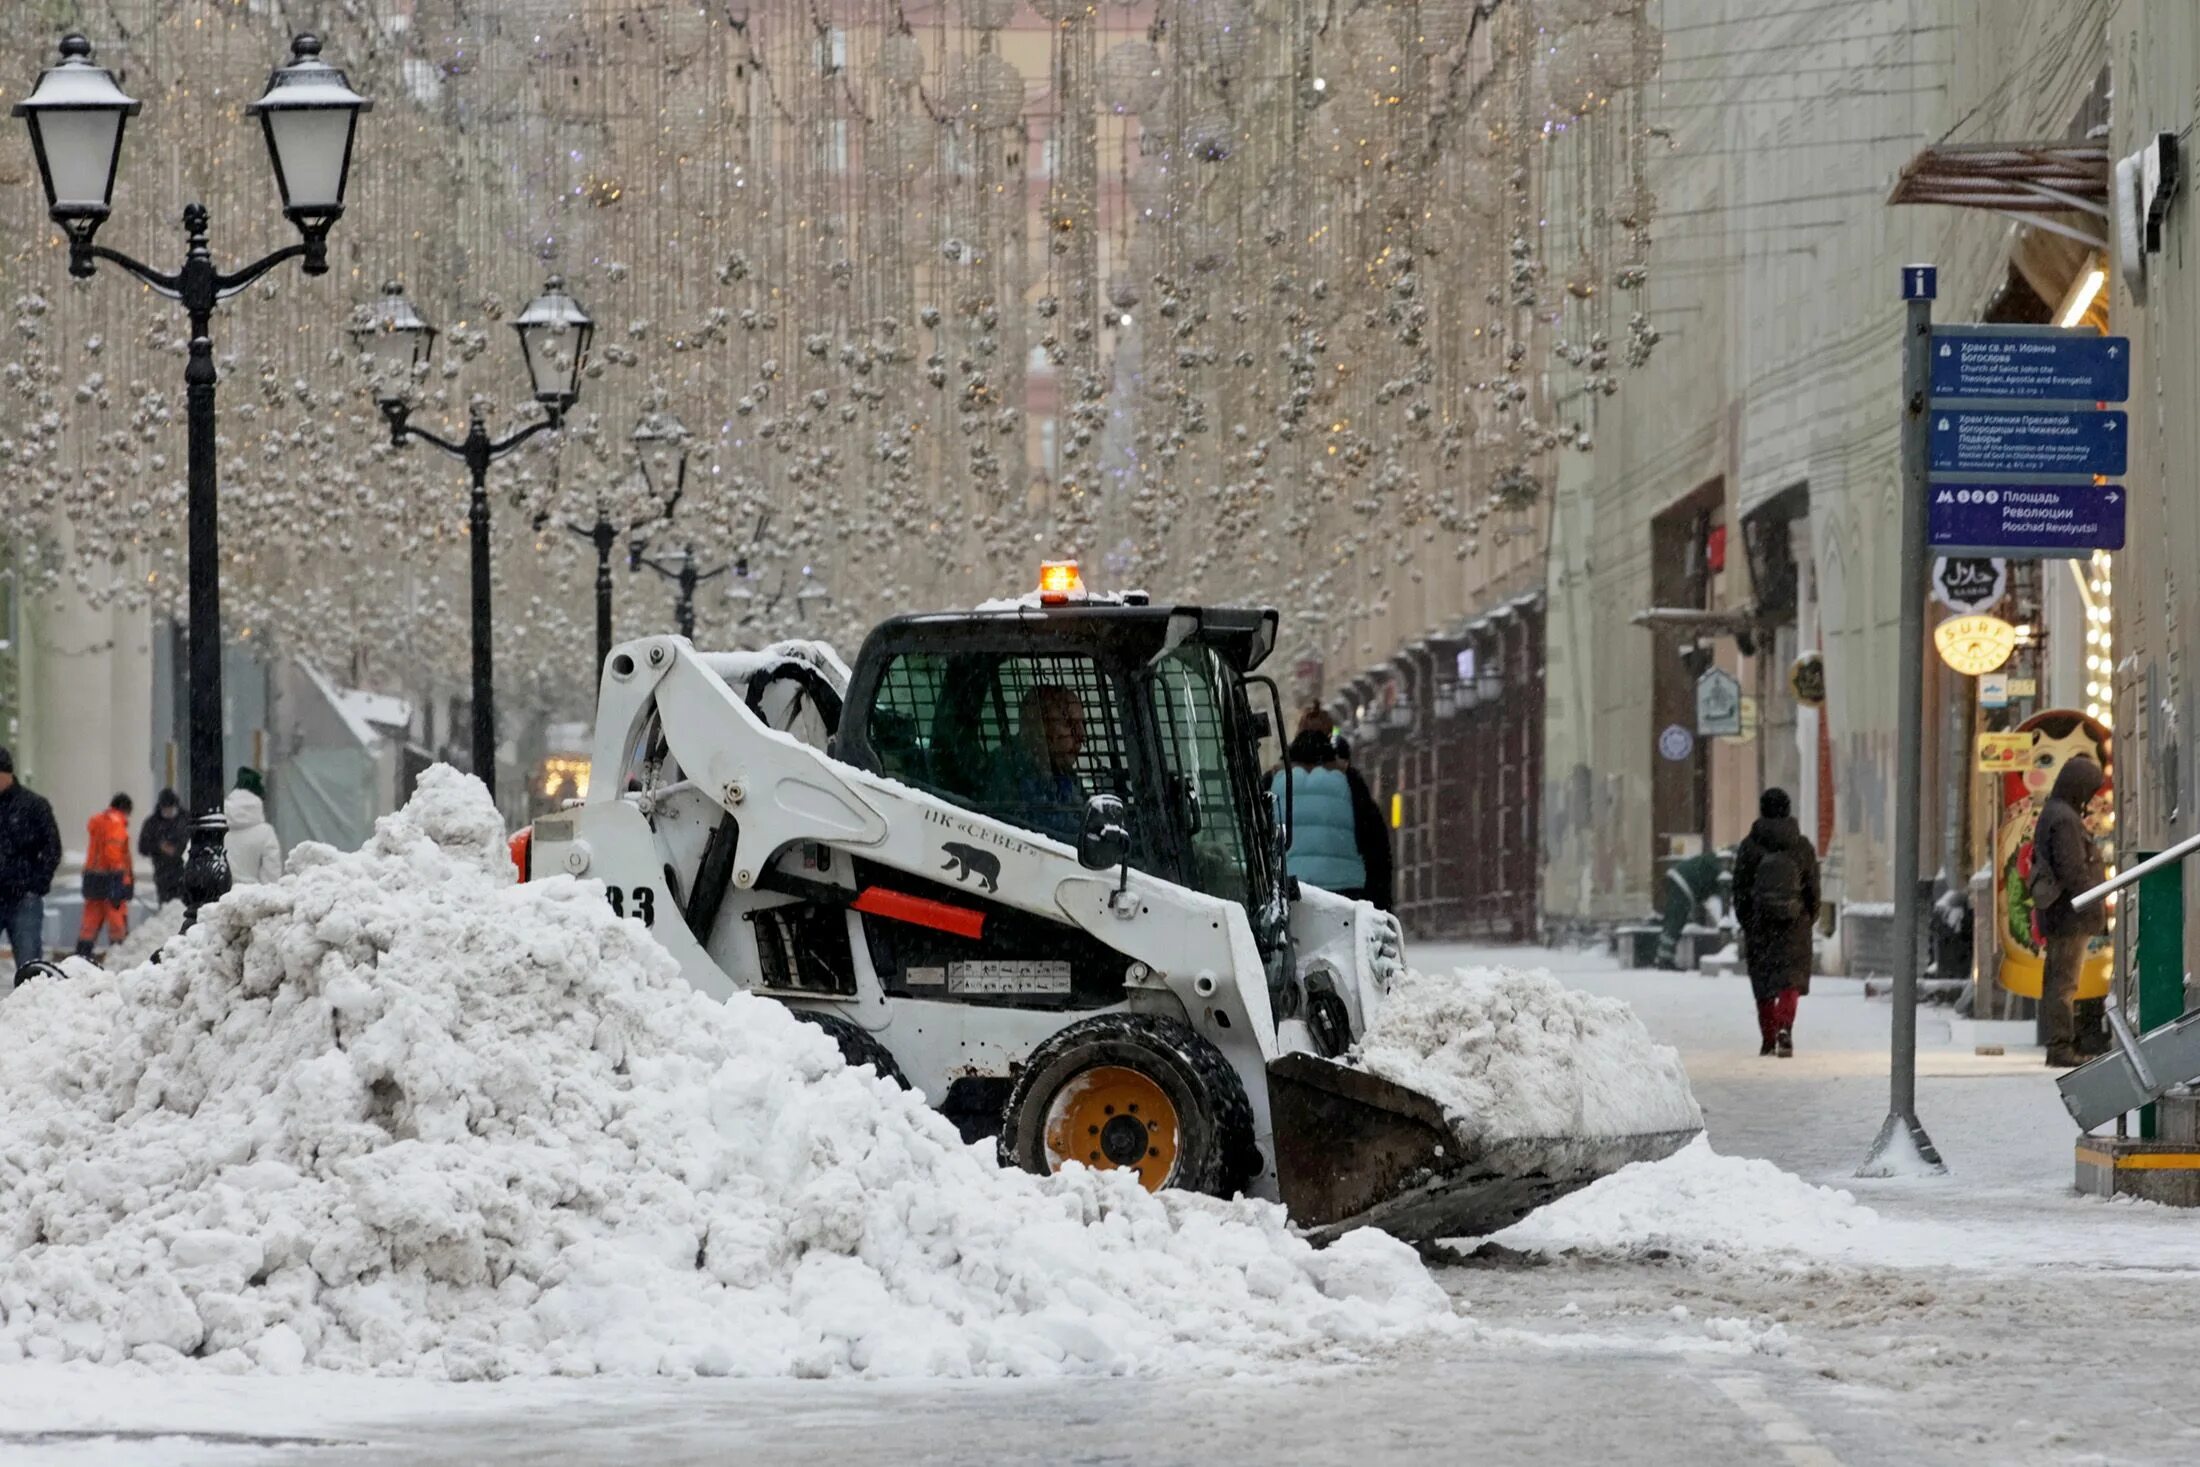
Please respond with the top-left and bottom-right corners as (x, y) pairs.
(1872, 288), (2134, 1178)
(1931, 327), (2130, 402)
(1860, 266), (1946, 1180)
(1929, 409), (2127, 477)
(1929, 483), (2126, 557)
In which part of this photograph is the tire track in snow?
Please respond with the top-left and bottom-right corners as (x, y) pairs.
(1710, 1374), (1846, 1467)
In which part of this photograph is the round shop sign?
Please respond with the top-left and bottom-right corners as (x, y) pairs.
(1931, 556), (2008, 616)
(1789, 650), (1826, 707)
(1933, 613), (2019, 676)
(1657, 723), (1695, 762)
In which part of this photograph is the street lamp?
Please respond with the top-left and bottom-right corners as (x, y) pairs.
(795, 565), (833, 621)
(551, 412), (687, 687)
(632, 545), (732, 641)
(354, 277), (593, 798)
(16, 33), (370, 923)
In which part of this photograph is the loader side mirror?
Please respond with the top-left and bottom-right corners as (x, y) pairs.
(1078, 793), (1130, 872)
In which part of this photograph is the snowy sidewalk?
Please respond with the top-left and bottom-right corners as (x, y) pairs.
(1420, 941), (2200, 1275)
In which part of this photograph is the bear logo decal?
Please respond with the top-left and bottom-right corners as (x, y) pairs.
(940, 841), (1001, 893)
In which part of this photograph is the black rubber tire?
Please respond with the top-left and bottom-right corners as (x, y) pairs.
(997, 1012), (1258, 1199)
(791, 1008), (911, 1089)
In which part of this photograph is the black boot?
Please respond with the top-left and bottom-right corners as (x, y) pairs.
(1776, 1028), (1794, 1058)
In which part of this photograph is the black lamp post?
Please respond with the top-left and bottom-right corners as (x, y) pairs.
(553, 411), (687, 685)
(353, 278), (593, 799)
(15, 33), (370, 923)
(633, 545), (733, 641)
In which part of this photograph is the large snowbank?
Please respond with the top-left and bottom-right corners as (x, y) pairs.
(1490, 1137), (1883, 1262)
(103, 899), (184, 971)
(0, 768), (1450, 1380)
(1352, 966), (1703, 1143)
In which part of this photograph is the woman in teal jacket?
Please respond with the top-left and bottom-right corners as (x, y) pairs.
(1270, 729), (1369, 898)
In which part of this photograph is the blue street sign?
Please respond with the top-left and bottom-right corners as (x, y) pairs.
(1928, 483), (2126, 556)
(1901, 265), (1937, 300)
(1929, 409), (2127, 476)
(1931, 330), (2130, 403)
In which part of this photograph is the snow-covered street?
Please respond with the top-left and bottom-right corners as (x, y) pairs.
(7, 940), (2194, 1467)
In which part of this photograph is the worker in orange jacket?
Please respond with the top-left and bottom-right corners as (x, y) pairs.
(77, 792), (134, 959)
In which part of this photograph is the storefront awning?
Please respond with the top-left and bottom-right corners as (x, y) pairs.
(1887, 142), (2110, 250)
(1630, 606), (1759, 635)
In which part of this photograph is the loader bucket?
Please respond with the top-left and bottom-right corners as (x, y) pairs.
(1266, 1052), (1700, 1245)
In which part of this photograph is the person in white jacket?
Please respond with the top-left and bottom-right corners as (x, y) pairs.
(222, 787), (283, 885)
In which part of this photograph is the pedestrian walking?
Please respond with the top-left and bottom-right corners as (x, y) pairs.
(223, 784), (284, 886)
(0, 747), (62, 975)
(1272, 716), (1369, 901)
(2028, 755), (2108, 1069)
(1732, 787), (1820, 1058)
(77, 793), (134, 958)
(137, 787), (188, 905)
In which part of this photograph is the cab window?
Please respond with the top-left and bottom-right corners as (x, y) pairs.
(867, 649), (1132, 845)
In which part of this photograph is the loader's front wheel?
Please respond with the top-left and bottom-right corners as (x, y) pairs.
(999, 1014), (1256, 1197)
(792, 1008), (911, 1090)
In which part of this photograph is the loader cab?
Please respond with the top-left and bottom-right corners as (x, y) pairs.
(837, 598), (1289, 949)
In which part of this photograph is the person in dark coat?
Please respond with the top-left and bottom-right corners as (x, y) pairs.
(0, 747), (62, 976)
(2030, 756), (2108, 1068)
(1731, 787), (1820, 1057)
(137, 787), (188, 906)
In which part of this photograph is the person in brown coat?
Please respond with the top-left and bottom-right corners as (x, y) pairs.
(1732, 788), (1820, 1058)
(2030, 755), (2108, 1068)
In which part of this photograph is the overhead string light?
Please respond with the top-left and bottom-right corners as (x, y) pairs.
(2, 0), (1662, 718)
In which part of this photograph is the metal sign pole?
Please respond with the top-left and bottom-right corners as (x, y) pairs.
(1862, 265), (1948, 1177)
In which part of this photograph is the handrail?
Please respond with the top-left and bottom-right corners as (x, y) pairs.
(2075, 827), (2200, 911)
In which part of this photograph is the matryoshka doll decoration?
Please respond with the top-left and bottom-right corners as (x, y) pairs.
(1996, 709), (2113, 1000)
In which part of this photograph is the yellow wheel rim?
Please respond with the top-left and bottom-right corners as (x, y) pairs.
(1042, 1064), (1180, 1190)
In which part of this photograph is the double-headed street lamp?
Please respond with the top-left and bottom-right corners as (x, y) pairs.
(551, 411), (688, 687)
(634, 546), (733, 642)
(352, 278), (594, 799)
(15, 33), (370, 920)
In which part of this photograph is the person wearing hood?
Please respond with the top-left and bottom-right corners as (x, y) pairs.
(137, 787), (188, 905)
(2029, 755), (2108, 1068)
(1731, 788), (1820, 1058)
(222, 785), (283, 886)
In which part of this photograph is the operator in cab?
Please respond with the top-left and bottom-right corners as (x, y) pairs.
(991, 683), (1088, 840)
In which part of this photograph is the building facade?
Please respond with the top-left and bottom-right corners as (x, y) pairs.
(1535, 0), (2116, 961)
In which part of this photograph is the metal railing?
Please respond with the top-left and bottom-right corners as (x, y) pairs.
(2074, 827), (2200, 911)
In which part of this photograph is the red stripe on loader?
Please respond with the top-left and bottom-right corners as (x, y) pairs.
(852, 886), (986, 940)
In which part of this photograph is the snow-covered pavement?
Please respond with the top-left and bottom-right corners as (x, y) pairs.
(6, 941), (2196, 1465)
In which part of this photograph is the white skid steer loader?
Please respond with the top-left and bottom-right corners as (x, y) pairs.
(526, 572), (1696, 1242)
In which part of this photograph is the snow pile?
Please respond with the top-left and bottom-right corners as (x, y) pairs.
(104, 900), (185, 971)
(0, 767), (1450, 1380)
(1490, 1137), (1883, 1262)
(1353, 966), (1703, 1143)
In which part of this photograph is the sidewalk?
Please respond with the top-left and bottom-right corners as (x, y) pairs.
(1421, 941), (2200, 1272)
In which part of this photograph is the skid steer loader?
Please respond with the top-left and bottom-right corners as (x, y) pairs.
(526, 566), (1697, 1242)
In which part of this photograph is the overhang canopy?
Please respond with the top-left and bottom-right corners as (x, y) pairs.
(1887, 142), (2109, 250)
